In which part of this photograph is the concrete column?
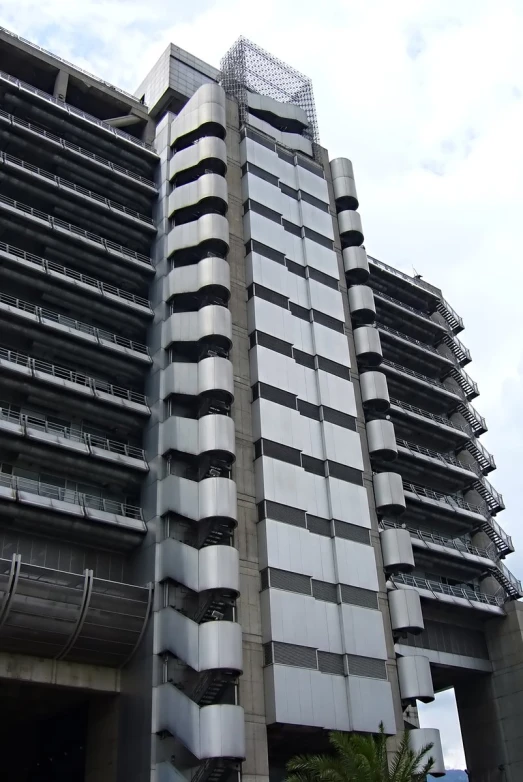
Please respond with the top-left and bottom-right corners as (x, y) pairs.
(86, 695), (119, 782)
(456, 601), (523, 782)
(53, 69), (69, 101)
(226, 97), (270, 782)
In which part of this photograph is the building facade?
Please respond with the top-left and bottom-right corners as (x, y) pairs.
(0, 26), (521, 782)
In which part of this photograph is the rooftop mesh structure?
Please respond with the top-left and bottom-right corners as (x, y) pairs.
(220, 37), (320, 146)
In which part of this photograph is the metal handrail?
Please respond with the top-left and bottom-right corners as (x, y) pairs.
(0, 67), (156, 153)
(497, 560), (523, 593)
(381, 520), (493, 560)
(0, 151), (154, 225)
(389, 396), (470, 434)
(368, 256), (440, 295)
(402, 480), (487, 515)
(0, 404), (145, 460)
(381, 358), (461, 395)
(393, 573), (504, 606)
(377, 323), (450, 359)
(0, 241), (151, 309)
(0, 292), (149, 354)
(0, 108), (156, 188)
(396, 438), (479, 474)
(439, 298), (464, 331)
(0, 192), (152, 266)
(371, 288), (440, 324)
(0, 471), (143, 519)
(0, 345), (147, 406)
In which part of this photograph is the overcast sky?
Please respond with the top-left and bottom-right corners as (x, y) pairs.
(2, 0), (523, 770)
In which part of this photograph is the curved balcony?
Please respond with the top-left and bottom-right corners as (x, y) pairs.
(0, 292), (150, 367)
(164, 256), (230, 303)
(167, 214), (229, 262)
(397, 655), (434, 704)
(162, 414), (235, 462)
(380, 527), (414, 572)
(163, 305), (232, 352)
(342, 246), (369, 284)
(360, 370), (390, 413)
(169, 137), (227, 185)
(163, 356), (234, 403)
(168, 173), (228, 221)
(367, 419), (397, 461)
(0, 152), (155, 231)
(0, 471), (146, 549)
(373, 471), (406, 516)
(348, 285), (376, 325)
(337, 210), (364, 247)
(0, 555), (152, 666)
(330, 157), (359, 211)
(0, 193), (153, 271)
(159, 539), (240, 594)
(354, 326), (383, 367)
(388, 588), (424, 635)
(160, 475), (237, 526)
(0, 346), (149, 416)
(157, 607), (242, 673)
(409, 728), (445, 777)
(393, 574), (504, 613)
(247, 91), (309, 134)
(170, 84), (227, 149)
(155, 684), (245, 760)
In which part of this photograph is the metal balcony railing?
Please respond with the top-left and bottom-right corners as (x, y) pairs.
(381, 358), (461, 397)
(378, 324), (450, 360)
(0, 346), (148, 406)
(437, 298), (464, 334)
(397, 438), (478, 472)
(441, 331), (471, 366)
(496, 560), (523, 599)
(464, 437), (496, 473)
(0, 242), (151, 311)
(368, 256), (440, 296)
(0, 109), (156, 189)
(393, 573), (505, 606)
(0, 404), (146, 461)
(457, 400), (487, 436)
(0, 193), (153, 267)
(0, 152), (155, 226)
(0, 471), (143, 519)
(381, 520), (493, 560)
(371, 289), (441, 326)
(0, 292), (149, 356)
(445, 365), (479, 400)
(0, 67), (156, 153)
(389, 397), (470, 435)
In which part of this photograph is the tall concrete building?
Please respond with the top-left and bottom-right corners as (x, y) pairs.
(0, 25), (521, 782)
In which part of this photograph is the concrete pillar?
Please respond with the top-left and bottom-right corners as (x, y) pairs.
(53, 69), (69, 101)
(85, 695), (119, 782)
(226, 96), (270, 782)
(456, 601), (523, 782)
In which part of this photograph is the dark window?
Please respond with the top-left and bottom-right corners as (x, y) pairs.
(327, 461), (363, 485)
(286, 259), (306, 277)
(250, 330), (293, 357)
(307, 515), (332, 537)
(252, 382), (297, 409)
(294, 349), (315, 369)
(280, 182), (299, 200)
(277, 148), (295, 165)
(282, 219), (302, 237)
(244, 127), (276, 151)
(289, 302), (310, 321)
(242, 162), (279, 186)
(312, 310), (344, 333)
(245, 239), (286, 265)
(317, 356), (351, 380)
(297, 399), (321, 421)
(244, 199), (282, 224)
(334, 521), (370, 545)
(296, 155), (325, 177)
(300, 190), (329, 212)
(302, 455), (325, 476)
(308, 267), (339, 290)
(249, 283), (289, 309)
(322, 407), (357, 430)
(255, 439), (302, 466)
(258, 500), (307, 527)
(304, 227), (333, 249)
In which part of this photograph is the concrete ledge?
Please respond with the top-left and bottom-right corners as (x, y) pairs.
(0, 650), (121, 692)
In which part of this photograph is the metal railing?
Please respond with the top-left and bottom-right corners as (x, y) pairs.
(0, 292), (149, 355)
(0, 67), (156, 153)
(438, 298), (464, 333)
(389, 397), (470, 434)
(381, 358), (461, 396)
(381, 520), (493, 560)
(402, 480), (486, 515)
(0, 192), (152, 266)
(0, 241), (151, 310)
(497, 560), (523, 595)
(393, 573), (505, 606)
(396, 438), (478, 473)
(368, 256), (440, 296)
(0, 345), (148, 406)
(0, 152), (154, 225)
(0, 404), (145, 461)
(0, 471), (143, 519)
(0, 108), (156, 188)
(378, 323), (450, 360)
(371, 289), (441, 325)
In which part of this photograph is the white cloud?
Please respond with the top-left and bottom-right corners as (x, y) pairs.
(2, 0), (523, 769)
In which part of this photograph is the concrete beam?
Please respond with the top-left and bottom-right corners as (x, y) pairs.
(53, 68), (69, 101)
(0, 651), (121, 693)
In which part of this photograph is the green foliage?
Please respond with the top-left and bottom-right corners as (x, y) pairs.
(285, 723), (435, 782)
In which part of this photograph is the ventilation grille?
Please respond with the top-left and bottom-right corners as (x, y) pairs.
(268, 567), (312, 595)
(346, 655), (387, 680)
(318, 651), (344, 675)
(312, 580), (338, 603)
(307, 515), (331, 537)
(272, 642), (317, 669)
(340, 584), (378, 610)
(258, 500), (307, 527)
(334, 521), (370, 545)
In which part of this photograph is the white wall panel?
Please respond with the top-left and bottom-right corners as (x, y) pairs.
(295, 364), (320, 405)
(287, 274), (310, 309)
(328, 479), (372, 528)
(249, 298), (295, 345)
(265, 666), (351, 729)
(303, 239), (339, 279)
(341, 604), (387, 659)
(296, 167), (330, 203)
(310, 534), (336, 583)
(252, 398), (302, 450)
(291, 317), (314, 355)
(316, 600), (344, 653)
(322, 423), (363, 470)
(300, 416), (324, 461)
(250, 346), (298, 395)
(258, 518), (313, 575)
(261, 589), (319, 647)
(278, 160), (298, 190)
(243, 172), (283, 213)
(317, 373), (356, 414)
(300, 202), (335, 240)
(241, 137), (281, 178)
(281, 196), (301, 226)
(246, 252), (290, 297)
(284, 232), (305, 265)
(334, 537), (379, 591)
(313, 323), (350, 365)
(255, 457), (306, 509)
(244, 212), (287, 255)
(347, 677), (396, 734)
(303, 472), (330, 519)
(308, 280), (344, 321)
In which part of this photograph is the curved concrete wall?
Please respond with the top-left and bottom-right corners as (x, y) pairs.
(160, 475), (237, 524)
(169, 136), (227, 182)
(158, 538), (240, 594)
(167, 213), (229, 260)
(168, 173), (228, 219)
(163, 305), (232, 349)
(164, 256), (231, 301)
(163, 356), (235, 400)
(170, 83), (227, 147)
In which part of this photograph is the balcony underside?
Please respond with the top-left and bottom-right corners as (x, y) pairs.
(390, 403), (469, 451)
(402, 493), (484, 539)
(393, 447), (475, 494)
(373, 295), (445, 343)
